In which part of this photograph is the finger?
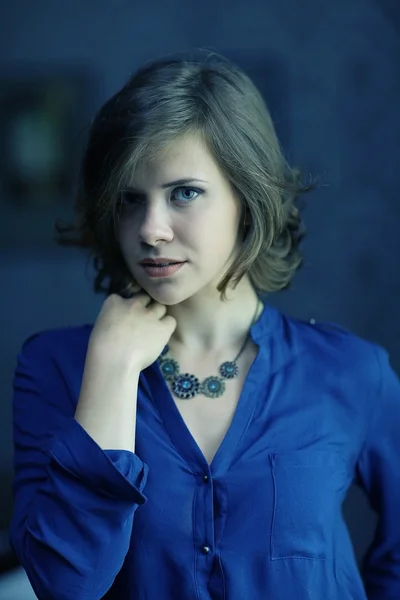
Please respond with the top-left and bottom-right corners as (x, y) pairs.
(133, 292), (153, 307)
(162, 314), (177, 330)
(149, 302), (168, 318)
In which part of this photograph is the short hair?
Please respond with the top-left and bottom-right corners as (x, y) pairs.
(55, 51), (317, 300)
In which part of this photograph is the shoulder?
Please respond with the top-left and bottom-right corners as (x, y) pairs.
(279, 312), (384, 383)
(21, 323), (93, 352)
(286, 314), (370, 350)
(17, 324), (94, 374)
(13, 324), (95, 415)
(275, 314), (395, 432)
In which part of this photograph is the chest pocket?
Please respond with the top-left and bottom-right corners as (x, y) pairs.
(269, 450), (347, 560)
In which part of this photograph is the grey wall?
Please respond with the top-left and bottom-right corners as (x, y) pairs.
(1, 0), (399, 567)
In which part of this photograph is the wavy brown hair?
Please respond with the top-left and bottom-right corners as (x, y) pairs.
(55, 51), (317, 300)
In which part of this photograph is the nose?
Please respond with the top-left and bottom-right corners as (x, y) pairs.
(138, 201), (174, 246)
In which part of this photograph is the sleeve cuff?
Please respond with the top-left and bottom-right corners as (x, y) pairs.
(43, 418), (148, 505)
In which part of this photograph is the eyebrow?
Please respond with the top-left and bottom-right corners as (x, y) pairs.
(125, 178), (208, 192)
(160, 178), (208, 188)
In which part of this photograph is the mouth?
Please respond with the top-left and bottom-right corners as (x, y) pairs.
(141, 261), (182, 266)
(140, 261), (186, 278)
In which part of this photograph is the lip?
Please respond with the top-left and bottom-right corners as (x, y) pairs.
(141, 262), (186, 278)
(140, 258), (184, 265)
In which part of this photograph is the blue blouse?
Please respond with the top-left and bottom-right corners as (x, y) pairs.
(9, 302), (400, 600)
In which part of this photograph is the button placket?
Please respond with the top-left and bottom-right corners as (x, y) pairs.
(195, 474), (214, 564)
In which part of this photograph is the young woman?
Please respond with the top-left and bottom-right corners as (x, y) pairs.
(9, 51), (400, 600)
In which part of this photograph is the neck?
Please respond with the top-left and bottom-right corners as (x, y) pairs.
(166, 278), (262, 355)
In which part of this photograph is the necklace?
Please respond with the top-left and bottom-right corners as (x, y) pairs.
(157, 299), (261, 400)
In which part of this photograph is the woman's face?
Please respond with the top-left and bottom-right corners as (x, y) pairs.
(117, 132), (243, 305)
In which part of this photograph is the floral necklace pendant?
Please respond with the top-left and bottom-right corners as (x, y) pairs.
(158, 354), (238, 399)
(157, 299), (260, 400)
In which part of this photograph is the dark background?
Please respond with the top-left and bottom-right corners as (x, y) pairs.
(0, 0), (399, 590)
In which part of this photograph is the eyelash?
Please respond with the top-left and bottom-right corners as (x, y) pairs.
(119, 186), (203, 208)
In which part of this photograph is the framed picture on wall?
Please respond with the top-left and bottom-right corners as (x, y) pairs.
(0, 69), (94, 209)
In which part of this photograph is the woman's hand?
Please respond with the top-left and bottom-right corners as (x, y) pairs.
(88, 292), (177, 374)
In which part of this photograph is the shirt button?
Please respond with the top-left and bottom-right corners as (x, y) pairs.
(203, 475), (209, 482)
(201, 546), (210, 555)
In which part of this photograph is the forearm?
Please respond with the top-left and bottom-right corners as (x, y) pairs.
(75, 353), (140, 453)
(11, 420), (148, 600)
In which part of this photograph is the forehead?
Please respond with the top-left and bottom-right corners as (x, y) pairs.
(128, 133), (222, 189)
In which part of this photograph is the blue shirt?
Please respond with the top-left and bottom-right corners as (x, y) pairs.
(9, 302), (400, 600)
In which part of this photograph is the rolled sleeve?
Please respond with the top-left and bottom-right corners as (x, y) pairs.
(44, 418), (148, 504)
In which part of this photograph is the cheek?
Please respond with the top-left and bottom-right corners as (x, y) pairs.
(117, 228), (137, 265)
(195, 213), (240, 259)
(209, 208), (240, 241)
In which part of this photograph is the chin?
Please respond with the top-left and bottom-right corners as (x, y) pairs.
(133, 265), (211, 305)
(138, 284), (188, 306)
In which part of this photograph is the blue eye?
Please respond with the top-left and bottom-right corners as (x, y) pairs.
(172, 187), (202, 204)
(118, 186), (202, 210)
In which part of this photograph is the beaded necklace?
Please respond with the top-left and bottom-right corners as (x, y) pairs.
(157, 299), (261, 399)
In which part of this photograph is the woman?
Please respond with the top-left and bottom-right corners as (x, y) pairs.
(9, 51), (400, 599)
